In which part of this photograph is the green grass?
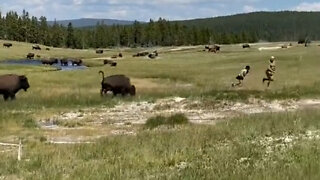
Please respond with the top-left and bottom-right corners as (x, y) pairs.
(0, 41), (320, 179)
(144, 113), (189, 129)
(1, 110), (320, 179)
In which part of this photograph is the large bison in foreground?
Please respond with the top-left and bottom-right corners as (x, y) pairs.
(0, 74), (30, 101)
(99, 71), (135, 96)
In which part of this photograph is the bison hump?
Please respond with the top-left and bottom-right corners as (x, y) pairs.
(103, 75), (131, 87)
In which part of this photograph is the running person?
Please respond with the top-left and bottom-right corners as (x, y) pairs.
(263, 56), (276, 87)
(232, 65), (251, 87)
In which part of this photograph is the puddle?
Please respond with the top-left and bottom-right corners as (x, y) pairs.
(1, 59), (87, 71)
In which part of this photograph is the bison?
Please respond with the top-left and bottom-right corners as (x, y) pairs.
(99, 71), (135, 96)
(41, 58), (58, 65)
(133, 51), (149, 57)
(32, 45), (41, 50)
(45, 47), (50, 51)
(26, 53), (35, 59)
(111, 55), (118, 59)
(148, 53), (157, 59)
(0, 74), (30, 101)
(206, 45), (220, 53)
(118, 53), (123, 58)
(71, 59), (82, 66)
(60, 58), (69, 66)
(96, 49), (104, 54)
(3, 43), (12, 48)
(103, 60), (117, 67)
(243, 44), (250, 48)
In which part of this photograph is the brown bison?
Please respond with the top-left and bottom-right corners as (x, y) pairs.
(99, 71), (135, 96)
(3, 43), (12, 48)
(71, 59), (82, 66)
(111, 55), (118, 59)
(41, 58), (58, 65)
(0, 74), (30, 101)
(243, 44), (250, 48)
(60, 58), (69, 66)
(45, 47), (50, 51)
(103, 60), (117, 67)
(208, 45), (220, 53)
(96, 49), (103, 54)
(32, 45), (41, 50)
(148, 53), (157, 59)
(118, 53), (123, 58)
(26, 53), (35, 59)
(133, 51), (149, 57)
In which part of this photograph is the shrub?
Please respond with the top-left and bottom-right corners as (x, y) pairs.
(144, 113), (189, 129)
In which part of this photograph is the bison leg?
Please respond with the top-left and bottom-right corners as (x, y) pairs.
(3, 94), (9, 101)
(100, 88), (105, 96)
(9, 94), (16, 100)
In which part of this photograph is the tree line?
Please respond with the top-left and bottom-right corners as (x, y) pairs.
(1, 10), (318, 49)
(0, 10), (260, 49)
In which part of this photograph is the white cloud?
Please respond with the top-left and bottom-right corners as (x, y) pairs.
(294, 2), (320, 11)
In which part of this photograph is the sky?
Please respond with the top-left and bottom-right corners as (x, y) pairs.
(0, 0), (319, 21)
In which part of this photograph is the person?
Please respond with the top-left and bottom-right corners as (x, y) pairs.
(263, 56), (276, 87)
(232, 65), (251, 87)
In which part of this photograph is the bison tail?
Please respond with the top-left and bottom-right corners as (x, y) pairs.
(99, 71), (105, 80)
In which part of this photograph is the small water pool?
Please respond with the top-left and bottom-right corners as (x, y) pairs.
(1, 59), (87, 71)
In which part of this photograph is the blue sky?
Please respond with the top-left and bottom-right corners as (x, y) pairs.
(0, 0), (319, 21)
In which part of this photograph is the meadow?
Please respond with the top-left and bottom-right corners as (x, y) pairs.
(0, 40), (320, 179)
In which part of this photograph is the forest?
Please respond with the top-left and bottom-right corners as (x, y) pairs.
(0, 10), (319, 49)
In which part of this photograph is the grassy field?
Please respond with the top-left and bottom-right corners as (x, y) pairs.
(0, 40), (320, 179)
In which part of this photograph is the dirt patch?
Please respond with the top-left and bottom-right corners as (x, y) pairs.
(37, 97), (320, 142)
(258, 46), (282, 51)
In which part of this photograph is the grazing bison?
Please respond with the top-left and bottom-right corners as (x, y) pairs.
(103, 60), (117, 67)
(111, 55), (118, 59)
(71, 59), (82, 66)
(60, 58), (69, 66)
(118, 53), (123, 58)
(0, 74), (30, 101)
(3, 43), (12, 48)
(26, 53), (35, 59)
(32, 45), (41, 50)
(96, 49), (103, 54)
(243, 44), (250, 48)
(148, 53), (157, 59)
(99, 71), (135, 96)
(133, 51), (149, 57)
(41, 58), (58, 65)
(45, 47), (50, 51)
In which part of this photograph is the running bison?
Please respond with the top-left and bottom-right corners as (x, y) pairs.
(0, 74), (30, 101)
(99, 71), (135, 96)
(32, 45), (41, 50)
(26, 53), (35, 59)
(3, 43), (12, 48)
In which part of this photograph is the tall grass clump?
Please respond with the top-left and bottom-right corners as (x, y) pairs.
(144, 113), (189, 129)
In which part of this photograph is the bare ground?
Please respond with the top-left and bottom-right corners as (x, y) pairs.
(35, 97), (320, 143)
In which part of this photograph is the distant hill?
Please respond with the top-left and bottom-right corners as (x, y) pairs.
(48, 18), (137, 27)
(176, 11), (320, 41)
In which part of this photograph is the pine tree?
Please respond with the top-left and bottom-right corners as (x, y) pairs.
(66, 22), (75, 48)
